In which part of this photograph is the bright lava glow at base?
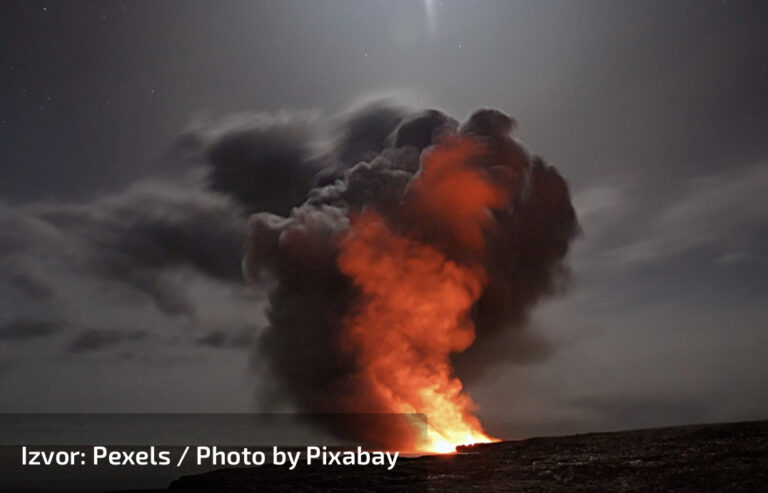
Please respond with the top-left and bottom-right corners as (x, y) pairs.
(338, 139), (507, 456)
(425, 431), (499, 454)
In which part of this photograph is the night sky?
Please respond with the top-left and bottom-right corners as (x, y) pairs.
(1, 0), (768, 439)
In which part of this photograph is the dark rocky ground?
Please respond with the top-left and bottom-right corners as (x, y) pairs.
(166, 420), (768, 492)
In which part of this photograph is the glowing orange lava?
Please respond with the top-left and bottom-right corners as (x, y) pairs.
(337, 137), (506, 453)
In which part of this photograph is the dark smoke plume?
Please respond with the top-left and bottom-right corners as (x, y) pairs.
(239, 103), (578, 442)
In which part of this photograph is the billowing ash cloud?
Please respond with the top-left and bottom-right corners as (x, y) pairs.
(0, 99), (576, 430)
(0, 180), (253, 367)
(180, 112), (322, 216)
(242, 103), (579, 439)
(0, 109), (326, 366)
(0, 181), (246, 317)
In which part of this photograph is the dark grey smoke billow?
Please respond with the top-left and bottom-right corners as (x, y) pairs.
(234, 103), (579, 421)
(181, 112), (321, 216)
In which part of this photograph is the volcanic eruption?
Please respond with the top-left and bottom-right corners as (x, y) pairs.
(242, 105), (578, 453)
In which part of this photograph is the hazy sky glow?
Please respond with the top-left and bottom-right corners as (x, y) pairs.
(1, 0), (767, 439)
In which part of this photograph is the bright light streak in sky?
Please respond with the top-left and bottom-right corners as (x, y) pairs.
(425, 0), (437, 36)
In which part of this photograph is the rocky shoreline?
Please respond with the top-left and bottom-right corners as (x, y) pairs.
(166, 420), (768, 492)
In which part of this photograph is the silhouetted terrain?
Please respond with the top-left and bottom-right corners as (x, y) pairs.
(166, 420), (768, 492)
